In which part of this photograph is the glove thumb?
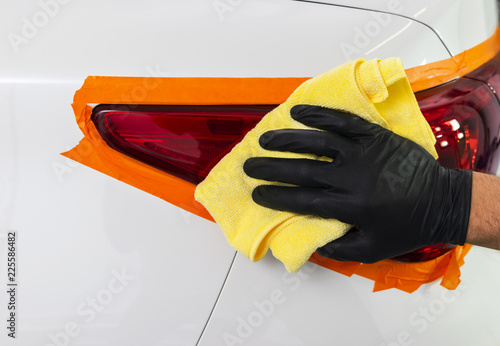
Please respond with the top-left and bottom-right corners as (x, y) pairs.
(316, 229), (381, 264)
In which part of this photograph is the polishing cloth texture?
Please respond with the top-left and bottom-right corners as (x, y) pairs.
(195, 58), (438, 273)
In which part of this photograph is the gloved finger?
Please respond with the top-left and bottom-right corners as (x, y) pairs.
(316, 229), (381, 263)
(259, 129), (350, 159)
(244, 157), (333, 187)
(252, 185), (327, 217)
(252, 185), (354, 222)
(291, 105), (384, 139)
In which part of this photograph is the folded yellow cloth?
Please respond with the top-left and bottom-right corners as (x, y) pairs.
(195, 58), (438, 273)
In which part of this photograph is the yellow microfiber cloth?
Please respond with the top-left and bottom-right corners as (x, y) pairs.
(195, 58), (438, 273)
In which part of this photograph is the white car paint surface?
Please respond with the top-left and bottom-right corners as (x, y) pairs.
(315, 0), (498, 55)
(1, 0), (500, 345)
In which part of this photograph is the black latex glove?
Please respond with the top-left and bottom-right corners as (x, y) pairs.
(243, 105), (472, 263)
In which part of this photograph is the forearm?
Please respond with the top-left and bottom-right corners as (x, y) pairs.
(466, 171), (500, 249)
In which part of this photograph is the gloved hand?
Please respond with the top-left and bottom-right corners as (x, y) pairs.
(244, 105), (473, 263)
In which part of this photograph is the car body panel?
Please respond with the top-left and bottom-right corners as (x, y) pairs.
(314, 0), (498, 55)
(0, 82), (237, 345)
(1, 0), (450, 81)
(199, 249), (500, 346)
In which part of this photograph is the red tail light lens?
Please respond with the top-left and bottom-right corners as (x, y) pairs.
(393, 76), (500, 262)
(418, 78), (500, 173)
(464, 50), (500, 101)
(92, 105), (275, 185)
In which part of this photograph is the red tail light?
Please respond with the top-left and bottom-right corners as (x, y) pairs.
(92, 105), (274, 185)
(394, 70), (500, 262)
(92, 60), (500, 263)
(417, 78), (500, 172)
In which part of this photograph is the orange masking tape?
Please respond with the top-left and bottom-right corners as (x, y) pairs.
(64, 27), (499, 293)
(309, 245), (472, 293)
(406, 26), (500, 92)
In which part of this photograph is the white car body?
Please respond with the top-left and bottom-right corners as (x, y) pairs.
(1, 0), (500, 345)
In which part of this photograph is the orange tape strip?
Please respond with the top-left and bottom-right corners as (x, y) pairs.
(309, 245), (472, 293)
(406, 26), (500, 92)
(64, 27), (498, 293)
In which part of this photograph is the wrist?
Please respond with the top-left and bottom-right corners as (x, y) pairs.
(431, 168), (472, 246)
(466, 172), (500, 249)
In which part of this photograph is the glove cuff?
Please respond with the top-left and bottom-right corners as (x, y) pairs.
(442, 169), (473, 246)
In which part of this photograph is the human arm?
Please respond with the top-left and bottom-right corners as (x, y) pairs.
(466, 171), (500, 250)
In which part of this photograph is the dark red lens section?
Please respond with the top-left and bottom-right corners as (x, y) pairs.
(463, 50), (500, 102)
(92, 105), (275, 185)
(417, 77), (500, 173)
(393, 74), (500, 262)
